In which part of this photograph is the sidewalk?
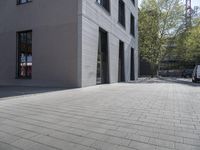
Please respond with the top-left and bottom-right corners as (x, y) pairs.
(0, 78), (200, 150)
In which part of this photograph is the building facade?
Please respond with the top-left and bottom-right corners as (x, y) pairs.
(0, 0), (138, 88)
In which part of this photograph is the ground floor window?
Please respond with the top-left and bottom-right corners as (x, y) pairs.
(96, 28), (109, 84)
(16, 30), (32, 79)
(118, 40), (125, 82)
(130, 48), (135, 80)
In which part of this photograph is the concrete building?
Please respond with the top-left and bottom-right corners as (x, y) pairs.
(0, 0), (138, 88)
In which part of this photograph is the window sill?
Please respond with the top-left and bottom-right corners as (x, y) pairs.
(16, 77), (32, 80)
(16, 1), (32, 6)
(130, 33), (135, 38)
(118, 22), (126, 30)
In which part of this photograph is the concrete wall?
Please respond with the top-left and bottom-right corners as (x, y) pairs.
(0, 0), (138, 88)
(0, 0), (79, 87)
(80, 0), (139, 87)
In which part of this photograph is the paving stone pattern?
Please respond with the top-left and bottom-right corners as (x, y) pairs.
(0, 78), (200, 150)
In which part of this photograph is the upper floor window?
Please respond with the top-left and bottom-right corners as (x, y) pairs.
(17, 0), (32, 5)
(96, 0), (110, 13)
(118, 0), (126, 28)
(131, 0), (135, 6)
(130, 13), (135, 37)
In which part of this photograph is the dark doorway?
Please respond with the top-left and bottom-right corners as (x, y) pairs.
(96, 28), (109, 84)
(130, 48), (135, 80)
(118, 40), (125, 82)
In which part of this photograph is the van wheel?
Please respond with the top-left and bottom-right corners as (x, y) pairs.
(192, 79), (196, 83)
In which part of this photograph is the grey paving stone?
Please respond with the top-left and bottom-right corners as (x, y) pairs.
(0, 132), (21, 144)
(0, 78), (199, 150)
(30, 135), (78, 150)
(104, 136), (131, 146)
(15, 131), (38, 139)
(0, 125), (24, 135)
(175, 143), (200, 150)
(158, 133), (184, 143)
(105, 129), (128, 138)
(11, 139), (58, 150)
(129, 140), (157, 150)
(175, 131), (200, 140)
(126, 133), (150, 143)
(0, 142), (22, 150)
(90, 140), (119, 150)
(148, 138), (175, 149)
(183, 137), (200, 147)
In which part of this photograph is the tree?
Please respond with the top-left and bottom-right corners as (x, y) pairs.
(176, 24), (200, 64)
(173, 16), (200, 67)
(139, 0), (185, 76)
(186, 26), (200, 63)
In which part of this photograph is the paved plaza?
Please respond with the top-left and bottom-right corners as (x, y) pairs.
(0, 78), (200, 150)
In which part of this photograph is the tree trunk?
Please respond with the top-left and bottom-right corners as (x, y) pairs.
(150, 63), (158, 78)
(151, 64), (155, 78)
(157, 63), (160, 77)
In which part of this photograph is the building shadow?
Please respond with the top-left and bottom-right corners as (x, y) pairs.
(158, 77), (200, 87)
(131, 77), (200, 87)
(0, 86), (66, 99)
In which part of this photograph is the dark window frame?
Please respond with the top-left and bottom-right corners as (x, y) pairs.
(16, 30), (32, 79)
(96, 27), (110, 84)
(96, 0), (110, 13)
(118, 0), (126, 28)
(118, 40), (125, 82)
(17, 0), (32, 5)
(130, 48), (135, 80)
(130, 13), (135, 37)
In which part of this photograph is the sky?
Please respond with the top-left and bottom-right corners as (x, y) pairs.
(138, 0), (200, 7)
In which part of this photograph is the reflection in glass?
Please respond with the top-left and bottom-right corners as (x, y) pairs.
(17, 31), (32, 79)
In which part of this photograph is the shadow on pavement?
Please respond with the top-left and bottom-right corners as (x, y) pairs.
(1, 78), (199, 99)
(0, 86), (66, 99)
(159, 77), (200, 87)
(134, 77), (200, 87)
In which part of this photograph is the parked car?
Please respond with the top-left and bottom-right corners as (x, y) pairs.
(182, 69), (193, 78)
(192, 65), (200, 83)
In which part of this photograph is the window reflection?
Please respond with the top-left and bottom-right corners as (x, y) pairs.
(17, 0), (32, 5)
(17, 31), (32, 79)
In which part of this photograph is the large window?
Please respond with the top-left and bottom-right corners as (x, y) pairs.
(17, 0), (32, 5)
(118, 40), (125, 82)
(130, 13), (135, 37)
(16, 31), (32, 79)
(118, 0), (126, 28)
(96, 0), (110, 12)
(130, 48), (135, 80)
(97, 28), (109, 84)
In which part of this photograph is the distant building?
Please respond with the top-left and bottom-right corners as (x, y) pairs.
(0, 0), (138, 87)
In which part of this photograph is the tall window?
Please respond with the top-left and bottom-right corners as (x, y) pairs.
(118, 40), (125, 82)
(97, 28), (109, 84)
(96, 0), (110, 12)
(17, 0), (32, 5)
(17, 31), (32, 79)
(118, 0), (126, 28)
(130, 48), (135, 80)
(130, 13), (135, 37)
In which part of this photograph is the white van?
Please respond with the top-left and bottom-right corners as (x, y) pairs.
(192, 65), (200, 83)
